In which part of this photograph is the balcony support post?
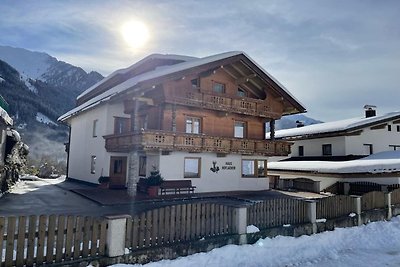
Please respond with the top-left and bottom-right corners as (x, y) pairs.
(172, 103), (177, 132)
(270, 119), (275, 140)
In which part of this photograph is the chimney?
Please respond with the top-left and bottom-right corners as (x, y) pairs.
(363, 105), (377, 118)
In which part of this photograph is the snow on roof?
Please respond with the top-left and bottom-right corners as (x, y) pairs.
(0, 106), (13, 126)
(268, 151), (400, 174)
(61, 51), (295, 122)
(77, 53), (198, 100)
(268, 111), (400, 139)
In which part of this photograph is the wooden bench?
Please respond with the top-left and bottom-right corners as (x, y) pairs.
(160, 180), (196, 195)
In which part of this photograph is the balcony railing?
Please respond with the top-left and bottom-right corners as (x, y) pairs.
(104, 131), (291, 156)
(163, 90), (281, 118)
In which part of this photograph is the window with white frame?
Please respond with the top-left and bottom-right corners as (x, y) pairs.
(185, 117), (201, 134)
(242, 159), (267, 177)
(184, 157), (201, 178)
(234, 121), (246, 138)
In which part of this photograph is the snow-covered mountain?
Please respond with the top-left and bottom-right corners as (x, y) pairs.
(0, 46), (104, 166)
(0, 45), (103, 95)
(277, 114), (322, 130)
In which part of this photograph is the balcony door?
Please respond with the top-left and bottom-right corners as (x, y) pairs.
(109, 156), (127, 189)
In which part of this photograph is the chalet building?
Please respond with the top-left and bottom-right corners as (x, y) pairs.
(267, 106), (400, 191)
(58, 51), (305, 193)
(268, 106), (400, 160)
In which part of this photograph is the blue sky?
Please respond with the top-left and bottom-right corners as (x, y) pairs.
(0, 0), (399, 121)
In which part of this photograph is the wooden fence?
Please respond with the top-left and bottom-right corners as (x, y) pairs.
(0, 215), (107, 267)
(125, 203), (236, 250)
(391, 188), (400, 205)
(316, 195), (355, 219)
(361, 191), (385, 211)
(247, 198), (308, 229)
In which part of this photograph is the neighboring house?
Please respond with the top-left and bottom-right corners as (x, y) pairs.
(58, 51), (305, 193)
(268, 107), (400, 160)
(268, 151), (400, 191)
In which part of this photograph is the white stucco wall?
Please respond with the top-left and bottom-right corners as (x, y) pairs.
(157, 151), (269, 193)
(345, 122), (400, 155)
(289, 136), (346, 157)
(68, 102), (128, 184)
(288, 120), (400, 157)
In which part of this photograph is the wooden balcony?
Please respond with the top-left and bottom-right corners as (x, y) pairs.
(163, 90), (281, 119)
(104, 131), (291, 156)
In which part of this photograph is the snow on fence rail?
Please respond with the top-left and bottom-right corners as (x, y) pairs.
(247, 198), (308, 229)
(316, 195), (356, 219)
(0, 215), (107, 267)
(125, 203), (236, 250)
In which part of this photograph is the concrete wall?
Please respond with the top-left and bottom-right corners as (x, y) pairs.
(68, 102), (128, 184)
(157, 151), (269, 192)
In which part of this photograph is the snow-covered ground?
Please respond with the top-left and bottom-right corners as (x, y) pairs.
(113, 217), (400, 267)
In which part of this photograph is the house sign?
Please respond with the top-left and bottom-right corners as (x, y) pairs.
(222, 162), (236, 170)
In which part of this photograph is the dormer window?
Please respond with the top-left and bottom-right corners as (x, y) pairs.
(237, 88), (247, 97)
(213, 82), (225, 94)
(191, 78), (199, 89)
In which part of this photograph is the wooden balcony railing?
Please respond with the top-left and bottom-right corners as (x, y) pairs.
(104, 131), (291, 156)
(164, 90), (281, 118)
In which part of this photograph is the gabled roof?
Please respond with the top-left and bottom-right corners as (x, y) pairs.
(268, 111), (400, 140)
(59, 51), (306, 122)
(268, 151), (400, 174)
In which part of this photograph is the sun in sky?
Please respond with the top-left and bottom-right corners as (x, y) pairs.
(120, 20), (150, 49)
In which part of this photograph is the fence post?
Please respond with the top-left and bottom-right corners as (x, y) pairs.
(105, 215), (130, 257)
(385, 192), (392, 220)
(235, 207), (248, 245)
(305, 201), (316, 234)
(352, 196), (362, 226)
(343, 182), (350, 195)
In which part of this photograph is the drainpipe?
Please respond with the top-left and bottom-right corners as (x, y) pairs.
(65, 126), (71, 179)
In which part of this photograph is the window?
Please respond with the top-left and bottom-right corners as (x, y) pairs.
(114, 117), (130, 134)
(92, 119), (98, 137)
(397, 125), (400, 132)
(113, 159), (123, 174)
(363, 144), (373, 155)
(322, 144), (332, 156)
(237, 88), (247, 97)
(298, 146), (304, 157)
(191, 78), (199, 89)
(388, 125), (392, 131)
(213, 82), (225, 93)
(90, 155), (96, 174)
(234, 121), (246, 138)
(242, 159), (267, 177)
(184, 157), (201, 178)
(389, 145), (400, 151)
(139, 156), (147, 176)
(185, 117), (201, 134)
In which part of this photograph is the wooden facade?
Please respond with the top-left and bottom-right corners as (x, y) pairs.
(104, 58), (300, 156)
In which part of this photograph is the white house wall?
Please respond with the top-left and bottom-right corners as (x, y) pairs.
(68, 102), (128, 184)
(289, 136), (346, 157)
(157, 151), (269, 193)
(345, 122), (400, 155)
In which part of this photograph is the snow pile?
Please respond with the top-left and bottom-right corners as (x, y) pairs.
(113, 217), (400, 267)
(246, 225), (260, 233)
(36, 112), (57, 126)
(269, 151), (400, 174)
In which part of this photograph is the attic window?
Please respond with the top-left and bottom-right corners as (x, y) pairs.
(191, 78), (199, 89)
(237, 88), (247, 97)
(213, 82), (225, 94)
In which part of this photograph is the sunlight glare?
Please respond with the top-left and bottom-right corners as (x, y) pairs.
(121, 20), (150, 49)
